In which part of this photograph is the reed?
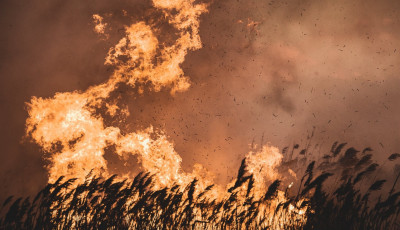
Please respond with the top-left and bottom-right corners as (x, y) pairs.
(1, 143), (399, 229)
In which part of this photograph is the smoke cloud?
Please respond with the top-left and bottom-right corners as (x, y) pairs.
(1, 0), (400, 200)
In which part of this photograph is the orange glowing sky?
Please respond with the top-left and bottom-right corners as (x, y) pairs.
(1, 0), (400, 200)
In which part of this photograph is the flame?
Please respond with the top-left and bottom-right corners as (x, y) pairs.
(92, 14), (108, 38)
(25, 0), (308, 226)
(26, 0), (208, 186)
(245, 145), (283, 198)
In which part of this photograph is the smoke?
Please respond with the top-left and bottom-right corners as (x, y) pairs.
(1, 0), (400, 200)
(138, 0), (400, 183)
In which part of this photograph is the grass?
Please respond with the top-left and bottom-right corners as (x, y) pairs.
(1, 142), (400, 229)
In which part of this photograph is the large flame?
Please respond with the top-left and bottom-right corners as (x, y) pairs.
(26, 0), (208, 186)
(25, 1), (306, 225)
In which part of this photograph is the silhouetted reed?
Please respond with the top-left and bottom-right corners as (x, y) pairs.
(1, 142), (400, 229)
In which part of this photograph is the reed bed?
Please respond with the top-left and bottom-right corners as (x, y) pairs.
(1, 143), (400, 230)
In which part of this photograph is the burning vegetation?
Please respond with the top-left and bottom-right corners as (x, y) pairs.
(1, 0), (400, 229)
(1, 143), (400, 229)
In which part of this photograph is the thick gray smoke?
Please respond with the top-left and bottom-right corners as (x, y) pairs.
(1, 0), (400, 200)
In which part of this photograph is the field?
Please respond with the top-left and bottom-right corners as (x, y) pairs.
(2, 143), (399, 230)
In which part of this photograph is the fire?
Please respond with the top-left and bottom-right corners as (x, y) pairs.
(92, 14), (108, 38)
(26, 0), (208, 186)
(24, 0), (308, 227)
(245, 145), (283, 195)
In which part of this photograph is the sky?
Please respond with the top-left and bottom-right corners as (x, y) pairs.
(1, 0), (400, 199)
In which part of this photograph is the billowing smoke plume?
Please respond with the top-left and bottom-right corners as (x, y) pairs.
(1, 0), (400, 200)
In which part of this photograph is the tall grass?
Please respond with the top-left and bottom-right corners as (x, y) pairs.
(1, 143), (400, 229)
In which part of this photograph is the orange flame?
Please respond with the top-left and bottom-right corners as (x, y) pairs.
(25, 1), (307, 223)
(26, 0), (208, 186)
(93, 14), (108, 38)
(245, 145), (283, 198)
